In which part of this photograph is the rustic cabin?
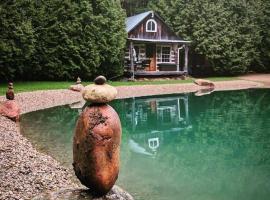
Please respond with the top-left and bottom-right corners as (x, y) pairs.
(125, 11), (191, 78)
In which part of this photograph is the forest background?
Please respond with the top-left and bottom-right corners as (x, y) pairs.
(0, 0), (269, 81)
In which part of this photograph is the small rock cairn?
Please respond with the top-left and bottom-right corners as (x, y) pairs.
(6, 82), (15, 100)
(73, 76), (121, 196)
(0, 82), (20, 121)
(69, 77), (84, 92)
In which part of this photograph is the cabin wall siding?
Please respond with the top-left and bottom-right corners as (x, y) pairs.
(128, 15), (180, 41)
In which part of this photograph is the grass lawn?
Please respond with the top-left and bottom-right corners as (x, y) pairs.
(0, 77), (238, 96)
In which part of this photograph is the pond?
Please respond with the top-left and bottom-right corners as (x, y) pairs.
(21, 89), (270, 200)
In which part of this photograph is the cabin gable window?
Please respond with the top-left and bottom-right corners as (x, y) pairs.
(146, 19), (157, 32)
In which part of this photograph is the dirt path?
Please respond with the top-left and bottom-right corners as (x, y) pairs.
(238, 74), (270, 87)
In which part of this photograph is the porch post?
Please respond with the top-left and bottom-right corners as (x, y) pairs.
(130, 41), (135, 80)
(184, 45), (189, 74)
(176, 47), (180, 72)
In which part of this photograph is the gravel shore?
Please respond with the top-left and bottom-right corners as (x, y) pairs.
(0, 79), (266, 200)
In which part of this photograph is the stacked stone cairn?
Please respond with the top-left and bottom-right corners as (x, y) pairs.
(69, 77), (84, 92)
(6, 82), (15, 100)
(73, 76), (121, 196)
(0, 83), (20, 121)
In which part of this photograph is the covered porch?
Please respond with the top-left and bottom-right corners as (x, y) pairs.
(125, 38), (190, 78)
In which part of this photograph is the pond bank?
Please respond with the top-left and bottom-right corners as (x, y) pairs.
(0, 79), (266, 200)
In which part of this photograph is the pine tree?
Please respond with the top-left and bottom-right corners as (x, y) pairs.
(150, 0), (266, 75)
(0, 0), (126, 81)
(0, 1), (35, 81)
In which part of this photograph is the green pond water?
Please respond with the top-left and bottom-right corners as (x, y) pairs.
(21, 89), (270, 200)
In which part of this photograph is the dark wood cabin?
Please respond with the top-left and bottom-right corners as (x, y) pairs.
(125, 11), (190, 78)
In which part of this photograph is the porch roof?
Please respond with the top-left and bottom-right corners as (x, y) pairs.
(128, 38), (191, 44)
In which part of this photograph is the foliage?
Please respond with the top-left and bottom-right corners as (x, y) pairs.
(0, 1), (35, 81)
(0, 0), (126, 81)
(149, 0), (268, 75)
(120, 0), (151, 16)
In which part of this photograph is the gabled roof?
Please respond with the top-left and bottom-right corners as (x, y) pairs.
(126, 11), (191, 43)
(126, 11), (153, 32)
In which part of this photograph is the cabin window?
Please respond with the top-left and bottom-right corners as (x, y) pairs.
(146, 19), (157, 32)
(134, 44), (146, 61)
(157, 46), (173, 63)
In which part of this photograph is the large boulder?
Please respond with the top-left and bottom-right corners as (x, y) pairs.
(73, 104), (122, 196)
(194, 79), (215, 88)
(0, 100), (20, 121)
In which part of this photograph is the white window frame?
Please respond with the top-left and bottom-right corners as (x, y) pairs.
(146, 19), (157, 32)
(134, 44), (146, 61)
(156, 45), (174, 63)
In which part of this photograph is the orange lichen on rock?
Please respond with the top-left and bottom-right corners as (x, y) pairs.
(73, 104), (121, 196)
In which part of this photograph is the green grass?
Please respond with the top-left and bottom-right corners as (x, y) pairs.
(0, 76), (238, 96)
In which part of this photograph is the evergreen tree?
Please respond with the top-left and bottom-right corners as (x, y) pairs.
(121, 0), (151, 16)
(91, 0), (127, 79)
(0, 1), (35, 81)
(150, 0), (262, 75)
(0, 0), (126, 81)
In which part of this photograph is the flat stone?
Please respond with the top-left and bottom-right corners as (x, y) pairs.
(82, 84), (117, 103)
(0, 100), (20, 121)
(194, 79), (215, 87)
(69, 84), (84, 92)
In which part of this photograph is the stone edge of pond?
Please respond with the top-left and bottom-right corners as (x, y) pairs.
(0, 80), (265, 200)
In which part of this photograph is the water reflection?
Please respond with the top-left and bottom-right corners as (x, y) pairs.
(20, 89), (270, 200)
(119, 95), (191, 157)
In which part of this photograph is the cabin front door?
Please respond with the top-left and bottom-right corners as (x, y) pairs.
(146, 44), (156, 71)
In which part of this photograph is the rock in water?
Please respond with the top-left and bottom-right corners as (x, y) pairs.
(73, 104), (122, 196)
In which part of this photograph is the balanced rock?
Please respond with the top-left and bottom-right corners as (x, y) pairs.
(194, 79), (215, 88)
(69, 84), (84, 92)
(73, 104), (122, 196)
(0, 100), (20, 121)
(94, 76), (107, 85)
(69, 77), (84, 92)
(82, 77), (117, 103)
(6, 82), (15, 100)
(76, 77), (82, 84)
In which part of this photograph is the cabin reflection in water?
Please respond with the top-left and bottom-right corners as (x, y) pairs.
(117, 94), (191, 157)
